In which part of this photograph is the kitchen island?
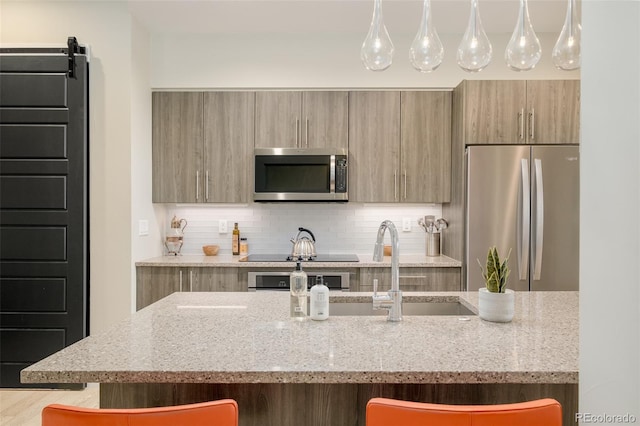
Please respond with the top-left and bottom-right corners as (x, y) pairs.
(22, 291), (578, 426)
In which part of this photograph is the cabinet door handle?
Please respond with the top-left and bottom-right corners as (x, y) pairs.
(195, 171), (200, 201)
(179, 270), (183, 292)
(518, 108), (525, 140)
(399, 275), (427, 279)
(394, 171), (398, 201)
(295, 118), (300, 147)
(189, 270), (193, 292)
(305, 118), (309, 147)
(403, 170), (407, 200)
(205, 170), (210, 201)
(529, 108), (535, 140)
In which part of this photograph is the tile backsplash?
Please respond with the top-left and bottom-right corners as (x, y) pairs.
(165, 203), (443, 256)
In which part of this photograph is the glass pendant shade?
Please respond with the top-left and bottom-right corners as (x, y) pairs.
(409, 0), (444, 73)
(552, 0), (581, 70)
(457, 0), (492, 72)
(361, 0), (394, 71)
(505, 0), (541, 71)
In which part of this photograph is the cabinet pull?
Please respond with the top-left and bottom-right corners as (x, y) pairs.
(189, 270), (193, 292)
(518, 108), (524, 140)
(529, 108), (535, 140)
(195, 171), (199, 201)
(403, 170), (407, 200)
(205, 171), (210, 201)
(394, 171), (398, 201)
(179, 270), (183, 292)
(295, 118), (300, 147)
(399, 275), (428, 279)
(305, 118), (309, 147)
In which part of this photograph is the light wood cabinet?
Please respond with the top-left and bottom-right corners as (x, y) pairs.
(349, 91), (451, 203)
(152, 91), (254, 203)
(354, 267), (461, 292)
(136, 266), (243, 310)
(204, 92), (254, 203)
(401, 91), (451, 202)
(457, 80), (580, 144)
(152, 92), (203, 203)
(349, 91), (400, 203)
(255, 91), (348, 149)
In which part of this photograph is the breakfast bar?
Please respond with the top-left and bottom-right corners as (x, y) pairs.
(22, 291), (578, 426)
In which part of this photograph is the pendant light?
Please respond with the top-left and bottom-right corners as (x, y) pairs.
(552, 0), (581, 70)
(409, 0), (444, 73)
(505, 0), (541, 71)
(361, 0), (394, 71)
(457, 0), (492, 73)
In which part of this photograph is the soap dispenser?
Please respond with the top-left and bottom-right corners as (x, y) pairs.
(290, 260), (308, 319)
(310, 275), (329, 321)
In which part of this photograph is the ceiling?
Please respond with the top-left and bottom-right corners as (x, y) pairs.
(127, 0), (572, 36)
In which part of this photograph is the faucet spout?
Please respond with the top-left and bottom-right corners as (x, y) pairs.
(372, 220), (402, 321)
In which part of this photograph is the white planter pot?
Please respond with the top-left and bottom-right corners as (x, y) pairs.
(478, 288), (515, 323)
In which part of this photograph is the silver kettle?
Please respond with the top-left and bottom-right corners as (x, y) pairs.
(290, 227), (316, 261)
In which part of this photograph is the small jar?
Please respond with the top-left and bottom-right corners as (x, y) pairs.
(239, 238), (249, 255)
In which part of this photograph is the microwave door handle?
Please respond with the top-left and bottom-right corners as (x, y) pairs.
(330, 155), (336, 193)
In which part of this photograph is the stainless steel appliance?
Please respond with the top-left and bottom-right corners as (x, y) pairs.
(254, 148), (348, 201)
(289, 227), (317, 260)
(466, 145), (579, 291)
(248, 272), (350, 291)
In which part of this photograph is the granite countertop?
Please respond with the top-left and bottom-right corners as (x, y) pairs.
(135, 254), (462, 268)
(22, 291), (578, 385)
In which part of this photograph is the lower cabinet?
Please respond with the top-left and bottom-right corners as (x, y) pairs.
(354, 267), (461, 292)
(136, 266), (244, 310)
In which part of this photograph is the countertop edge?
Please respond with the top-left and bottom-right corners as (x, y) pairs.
(21, 370), (578, 385)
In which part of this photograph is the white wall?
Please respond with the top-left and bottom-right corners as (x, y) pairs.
(151, 32), (578, 89)
(580, 1), (640, 421)
(0, 1), (159, 334)
(130, 17), (165, 312)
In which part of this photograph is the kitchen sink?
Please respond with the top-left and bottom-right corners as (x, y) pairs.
(327, 301), (475, 316)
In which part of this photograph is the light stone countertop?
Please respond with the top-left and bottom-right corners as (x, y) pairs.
(22, 291), (578, 385)
(135, 254), (462, 268)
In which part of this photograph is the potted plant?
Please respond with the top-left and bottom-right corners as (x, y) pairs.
(477, 246), (515, 322)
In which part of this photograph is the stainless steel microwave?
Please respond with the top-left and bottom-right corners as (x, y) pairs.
(254, 148), (348, 201)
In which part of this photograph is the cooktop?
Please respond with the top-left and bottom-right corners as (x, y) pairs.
(244, 254), (359, 262)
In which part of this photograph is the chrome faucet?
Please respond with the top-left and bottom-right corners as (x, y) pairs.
(372, 220), (402, 322)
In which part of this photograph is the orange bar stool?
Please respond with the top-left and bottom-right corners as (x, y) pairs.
(366, 397), (562, 426)
(42, 399), (238, 426)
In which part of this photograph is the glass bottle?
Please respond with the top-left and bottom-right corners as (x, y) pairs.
(505, 0), (541, 71)
(552, 0), (581, 70)
(409, 0), (444, 73)
(290, 261), (308, 319)
(456, 0), (492, 73)
(232, 222), (240, 255)
(360, 0), (394, 71)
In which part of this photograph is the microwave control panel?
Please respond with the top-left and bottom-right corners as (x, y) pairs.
(335, 157), (347, 193)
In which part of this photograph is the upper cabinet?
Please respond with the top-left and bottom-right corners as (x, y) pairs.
(349, 91), (451, 203)
(401, 91), (451, 202)
(152, 91), (254, 203)
(204, 92), (254, 203)
(255, 91), (348, 149)
(349, 91), (400, 203)
(152, 92), (204, 203)
(455, 80), (580, 144)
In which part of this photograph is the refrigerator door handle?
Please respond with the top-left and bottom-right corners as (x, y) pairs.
(533, 158), (544, 280)
(518, 158), (530, 281)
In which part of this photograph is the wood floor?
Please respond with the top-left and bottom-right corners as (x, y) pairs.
(0, 385), (99, 426)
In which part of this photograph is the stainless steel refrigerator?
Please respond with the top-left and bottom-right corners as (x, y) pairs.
(465, 145), (579, 291)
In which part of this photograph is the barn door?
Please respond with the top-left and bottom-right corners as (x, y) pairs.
(0, 40), (89, 388)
